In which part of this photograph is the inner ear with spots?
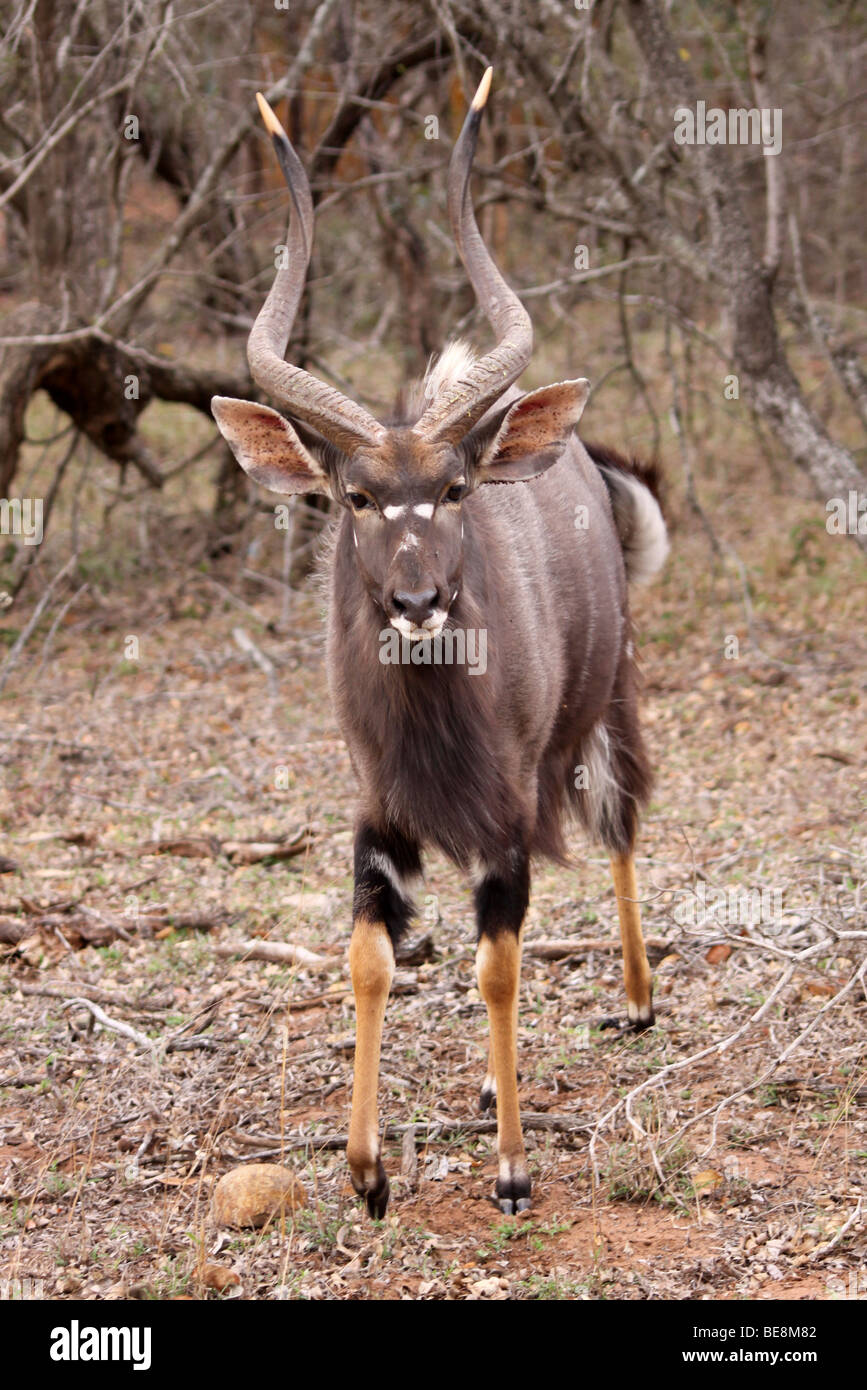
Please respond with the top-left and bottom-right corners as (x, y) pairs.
(462, 380), (591, 485)
(212, 396), (337, 497)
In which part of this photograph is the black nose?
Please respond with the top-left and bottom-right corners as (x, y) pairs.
(391, 588), (438, 626)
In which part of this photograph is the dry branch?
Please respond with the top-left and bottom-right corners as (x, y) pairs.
(0, 557), (76, 695)
(139, 829), (314, 865)
(238, 1111), (593, 1158)
(18, 981), (172, 1012)
(808, 1198), (863, 1262)
(526, 935), (670, 960)
(1, 908), (231, 950)
(214, 940), (328, 968)
(58, 997), (156, 1052)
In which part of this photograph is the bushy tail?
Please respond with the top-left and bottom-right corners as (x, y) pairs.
(584, 441), (669, 586)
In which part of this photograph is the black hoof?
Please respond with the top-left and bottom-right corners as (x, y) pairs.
(366, 1174), (390, 1220)
(494, 1172), (531, 1216)
(479, 1084), (496, 1113)
(497, 1195), (531, 1216)
(628, 1009), (656, 1034)
(352, 1159), (390, 1219)
(598, 1010), (656, 1036)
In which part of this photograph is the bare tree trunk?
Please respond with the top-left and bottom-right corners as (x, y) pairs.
(0, 311), (54, 496)
(624, 0), (867, 554)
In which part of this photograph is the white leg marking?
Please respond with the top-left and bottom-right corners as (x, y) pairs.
(365, 849), (413, 898)
(626, 998), (654, 1025)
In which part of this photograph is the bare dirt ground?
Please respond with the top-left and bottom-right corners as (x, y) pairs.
(0, 447), (864, 1301)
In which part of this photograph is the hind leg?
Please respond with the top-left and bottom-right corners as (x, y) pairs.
(578, 672), (655, 1030)
(475, 848), (531, 1213)
(610, 851), (654, 1028)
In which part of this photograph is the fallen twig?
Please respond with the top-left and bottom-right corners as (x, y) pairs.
(58, 997), (156, 1051)
(808, 1197), (863, 1261)
(221, 835), (314, 865)
(140, 828), (314, 865)
(232, 626), (277, 693)
(18, 980), (172, 1012)
(1, 908), (230, 950)
(526, 935), (671, 959)
(214, 939), (328, 968)
(234, 1112), (592, 1158)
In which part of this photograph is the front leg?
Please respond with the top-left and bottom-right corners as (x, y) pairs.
(475, 849), (531, 1214)
(479, 987), (519, 1113)
(347, 820), (420, 1218)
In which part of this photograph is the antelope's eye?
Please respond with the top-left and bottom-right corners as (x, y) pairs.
(443, 483), (465, 504)
(347, 492), (373, 512)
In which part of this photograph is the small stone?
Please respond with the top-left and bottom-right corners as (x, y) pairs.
(212, 1164), (307, 1228)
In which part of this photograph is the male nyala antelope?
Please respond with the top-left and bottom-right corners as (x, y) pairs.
(213, 70), (668, 1216)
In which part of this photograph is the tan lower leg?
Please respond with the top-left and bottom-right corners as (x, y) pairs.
(481, 985), (519, 1109)
(347, 919), (393, 1210)
(610, 853), (654, 1026)
(476, 931), (529, 1211)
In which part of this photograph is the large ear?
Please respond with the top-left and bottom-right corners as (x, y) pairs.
(461, 379), (590, 484)
(212, 396), (335, 496)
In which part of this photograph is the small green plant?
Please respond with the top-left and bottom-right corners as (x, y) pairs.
(146, 1256), (194, 1300)
(43, 1166), (70, 1197)
(757, 1084), (781, 1107)
(477, 1216), (571, 1259)
(519, 1272), (593, 1300)
(601, 1129), (695, 1211)
(292, 1204), (344, 1252)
